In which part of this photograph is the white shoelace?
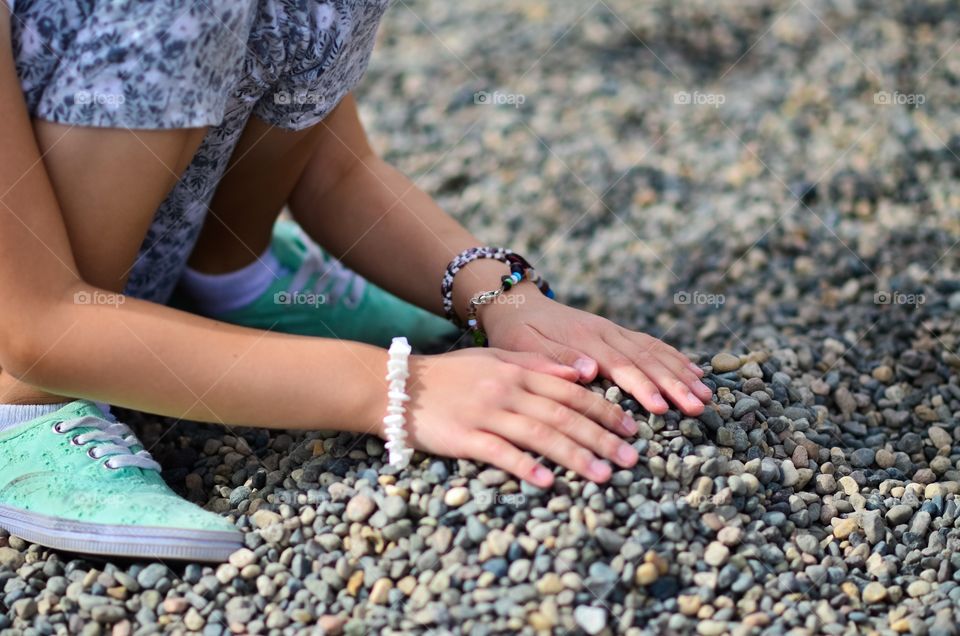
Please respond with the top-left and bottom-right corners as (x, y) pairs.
(53, 415), (162, 471)
(287, 239), (365, 308)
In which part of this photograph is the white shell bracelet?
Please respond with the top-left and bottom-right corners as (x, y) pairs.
(383, 337), (414, 469)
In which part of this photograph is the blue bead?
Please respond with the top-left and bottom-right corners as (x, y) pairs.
(546, 289), (556, 299)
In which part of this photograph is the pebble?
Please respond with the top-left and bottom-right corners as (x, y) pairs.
(444, 487), (470, 507)
(0, 547), (24, 571)
(886, 505), (914, 525)
(863, 582), (887, 604)
(229, 549), (256, 570)
(251, 509), (281, 529)
(90, 605), (126, 624)
(711, 353), (741, 372)
(876, 449), (896, 468)
(635, 563), (659, 586)
(832, 517), (858, 539)
(704, 542), (730, 567)
(381, 495), (408, 520)
(136, 564), (167, 589)
(849, 448), (875, 467)
(928, 426), (952, 450)
(907, 580), (931, 598)
(573, 606), (607, 635)
(604, 386), (623, 403)
(717, 526), (743, 546)
(346, 494), (376, 522)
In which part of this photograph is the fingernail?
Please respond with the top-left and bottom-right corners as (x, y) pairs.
(621, 415), (637, 435)
(532, 465), (552, 484)
(617, 444), (638, 464)
(573, 358), (594, 379)
(688, 362), (703, 375)
(589, 459), (610, 480)
(687, 391), (700, 404)
(695, 381), (711, 394)
(651, 394), (668, 410)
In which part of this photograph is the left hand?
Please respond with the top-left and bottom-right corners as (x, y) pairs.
(481, 288), (713, 416)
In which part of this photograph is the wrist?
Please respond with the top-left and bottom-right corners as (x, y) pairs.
(479, 282), (548, 336)
(450, 258), (511, 324)
(359, 348), (390, 439)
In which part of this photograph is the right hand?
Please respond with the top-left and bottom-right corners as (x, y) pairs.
(400, 348), (641, 487)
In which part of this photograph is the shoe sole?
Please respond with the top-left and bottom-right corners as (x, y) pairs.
(0, 504), (242, 562)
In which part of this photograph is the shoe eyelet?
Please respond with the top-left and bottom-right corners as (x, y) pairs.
(51, 422), (64, 434)
(71, 436), (85, 446)
(103, 460), (118, 470)
(87, 447), (100, 460)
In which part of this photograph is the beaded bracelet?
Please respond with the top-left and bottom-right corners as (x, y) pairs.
(442, 247), (554, 346)
(383, 337), (414, 469)
(442, 247), (555, 325)
(441, 247), (514, 327)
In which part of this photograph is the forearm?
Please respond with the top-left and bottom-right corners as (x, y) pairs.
(9, 284), (388, 434)
(289, 95), (520, 322)
(293, 154), (515, 318)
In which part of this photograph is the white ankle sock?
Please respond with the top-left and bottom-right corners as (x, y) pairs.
(0, 402), (71, 433)
(180, 248), (283, 315)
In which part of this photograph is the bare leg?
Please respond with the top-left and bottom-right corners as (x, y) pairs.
(188, 117), (327, 274)
(0, 123), (206, 406)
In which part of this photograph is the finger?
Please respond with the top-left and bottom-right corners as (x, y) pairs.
(604, 333), (706, 416)
(634, 333), (705, 381)
(658, 353), (713, 402)
(522, 371), (636, 436)
(513, 392), (638, 468)
(591, 342), (670, 414)
(493, 349), (579, 382)
(506, 327), (599, 382)
(466, 430), (554, 488)
(488, 413), (612, 482)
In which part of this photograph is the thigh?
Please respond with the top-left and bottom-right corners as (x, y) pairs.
(190, 115), (328, 266)
(34, 121), (206, 291)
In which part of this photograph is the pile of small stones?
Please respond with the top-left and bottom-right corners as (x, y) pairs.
(6, 0), (960, 635)
(4, 335), (960, 635)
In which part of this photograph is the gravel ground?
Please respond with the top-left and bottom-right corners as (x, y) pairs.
(4, 1), (960, 634)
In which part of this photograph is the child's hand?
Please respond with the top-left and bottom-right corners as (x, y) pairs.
(482, 291), (713, 416)
(402, 349), (640, 487)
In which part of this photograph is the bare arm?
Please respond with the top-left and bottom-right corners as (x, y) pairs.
(289, 95), (712, 416)
(0, 12), (388, 433)
(289, 94), (512, 321)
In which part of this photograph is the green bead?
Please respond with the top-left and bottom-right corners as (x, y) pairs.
(472, 330), (487, 346)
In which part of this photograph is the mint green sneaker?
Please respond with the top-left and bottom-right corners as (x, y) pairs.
(0, 401), (242, 562)
(213, 220), (459, 348)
